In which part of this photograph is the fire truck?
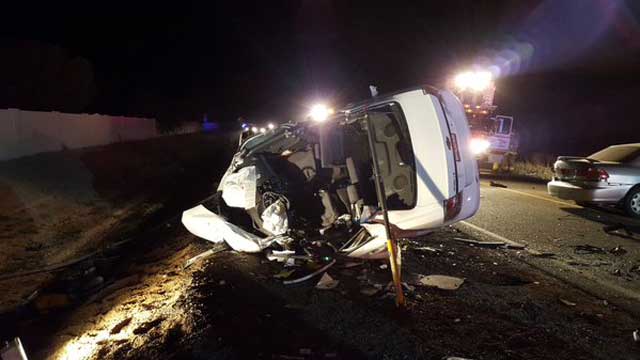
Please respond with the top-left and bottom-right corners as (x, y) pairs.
(451, 71), (519, 171)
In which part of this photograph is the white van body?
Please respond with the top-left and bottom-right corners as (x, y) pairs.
(216, 86), (480, 236)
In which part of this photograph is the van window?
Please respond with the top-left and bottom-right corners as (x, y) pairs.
(367, 103), (417, 210)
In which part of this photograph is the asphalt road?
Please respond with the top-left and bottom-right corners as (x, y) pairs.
(457, 175), (640, 315)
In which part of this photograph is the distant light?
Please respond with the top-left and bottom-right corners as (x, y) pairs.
(267, 123), (275, 130)
(454, 70), (493, 92)
(309, 104), (333, 122)
(259, 127), (266, 133)
(251, 126), (258, 133)
(470, 137), (491, 155)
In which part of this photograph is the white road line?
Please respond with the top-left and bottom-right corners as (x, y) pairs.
(458, 220), (526, 248)
(456, 220), (640, 305)
(482, 183), (581, 208)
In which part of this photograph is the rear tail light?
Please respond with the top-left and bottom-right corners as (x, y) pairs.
(444, 192), (463, 221)
(578, 167), (609, 181)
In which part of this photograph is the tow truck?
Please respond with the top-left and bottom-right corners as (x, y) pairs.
(451, 70), (519, 171)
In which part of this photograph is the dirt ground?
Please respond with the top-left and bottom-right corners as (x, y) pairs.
(0, 132), (236, 312)
(2, 132), (640, 359)
(8, 221), (640, 360)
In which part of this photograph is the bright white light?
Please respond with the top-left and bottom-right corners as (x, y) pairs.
(470, 137), (491, 155)
(259, 127), (266, 133)
(454, 70), (493, 92)
(251, 126), (258, 133)
(309, 104), (333, 122)
(268, 123), (275, 130)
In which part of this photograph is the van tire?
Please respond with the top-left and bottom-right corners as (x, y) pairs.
(623, 186), (640, 218)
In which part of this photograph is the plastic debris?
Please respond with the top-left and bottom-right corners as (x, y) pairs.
(419, 275), (464, 290)
(315, 273), (339, 290)
(261, 200), (289, 235)
(182, 205), (273, 252)
(220, 166), (257, 209)
(559, 298), (577, 306)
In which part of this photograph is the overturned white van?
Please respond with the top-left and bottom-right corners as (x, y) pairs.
(183, 85), (480, 257)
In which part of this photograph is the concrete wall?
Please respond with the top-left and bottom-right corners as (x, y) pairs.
(0, 109), (197, 161)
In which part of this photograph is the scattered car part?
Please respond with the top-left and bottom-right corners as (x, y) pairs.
(184, 244), (229, 269)
(315, 273), (339, 290)
(559, 298), (577, 307)
(181, 205), (273, 252)
(283, 260), (336, 285)
(419, 275), (464, 290)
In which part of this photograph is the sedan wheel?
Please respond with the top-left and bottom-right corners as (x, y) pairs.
(624, 188), (640, 218)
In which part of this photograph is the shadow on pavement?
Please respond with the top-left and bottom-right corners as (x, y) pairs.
(560, 207), (640, 240)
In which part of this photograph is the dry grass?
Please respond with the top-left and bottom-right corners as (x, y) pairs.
(511, 161), (555, 181)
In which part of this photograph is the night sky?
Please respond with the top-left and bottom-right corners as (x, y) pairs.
(1, 1), (639, 156)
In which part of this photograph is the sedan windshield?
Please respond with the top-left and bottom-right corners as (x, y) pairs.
(589, 145), (640, 163)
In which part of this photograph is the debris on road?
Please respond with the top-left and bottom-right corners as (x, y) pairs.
(413, 246), (441, 253)
(489, 181), (508, 188)
(603, 223), (634, 238)
(526, 249), (556, 258)
(419, 275), (465, 290)
(315, 273), (339, 290)
(283, 260), (337, 285)
(573, 244), (606, 255)
(360, 286), (381, 296)
(184, 244), (228, 269)
(454, 237), (505, 247)
(559, 298), (577, 307)
(273, 269), (295, 279)
(609, 245), (628, 256)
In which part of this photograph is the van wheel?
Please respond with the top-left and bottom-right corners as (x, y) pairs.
(623, 187), (640, 218)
